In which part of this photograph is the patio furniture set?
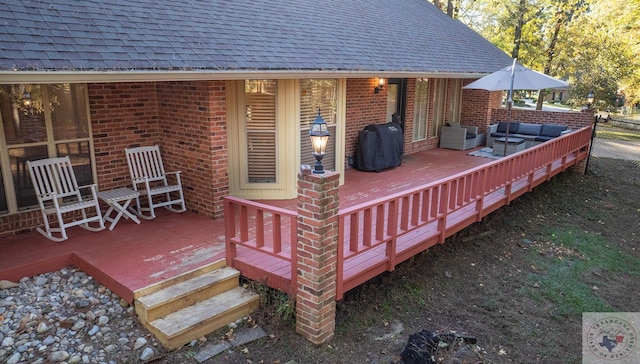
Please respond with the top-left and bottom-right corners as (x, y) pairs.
(439, 123), (486, 151)
(439, 121), (570, 156)
(27, 145), (186, 242)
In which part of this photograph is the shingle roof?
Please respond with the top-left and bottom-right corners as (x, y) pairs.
(0, 0), (512, 75)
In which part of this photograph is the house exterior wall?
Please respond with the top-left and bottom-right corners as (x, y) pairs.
(90, 82), (161, 192)
(491, 108), (594, 129)
(92, 80), (229, 219)
(344, 79), (388, 165)
(460, 86), (503, 129)
(0, 81), (231, 237)
(156, 81), (229, 219)
(0, 77), (505, 237)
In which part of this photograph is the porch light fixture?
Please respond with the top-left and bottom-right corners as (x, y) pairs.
(20, 88), (33, 114)
(308, 110), (330, 174)
(586, 91), (595, 109)
(374, 78), (385, 94)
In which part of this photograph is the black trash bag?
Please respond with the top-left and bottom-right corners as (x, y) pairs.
(399, 330), (479, 364)
(400, 330), (440, 364)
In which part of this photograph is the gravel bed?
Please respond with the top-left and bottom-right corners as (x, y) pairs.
(0, 267), (164, 364)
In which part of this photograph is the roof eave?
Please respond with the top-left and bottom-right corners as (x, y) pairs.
(0, 70), (491, 84)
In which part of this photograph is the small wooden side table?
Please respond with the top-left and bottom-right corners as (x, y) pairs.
(98, 187), (141, 230)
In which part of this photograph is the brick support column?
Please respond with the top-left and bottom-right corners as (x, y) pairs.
(295, 171), (340, 345)
(572, 158), (588, 175)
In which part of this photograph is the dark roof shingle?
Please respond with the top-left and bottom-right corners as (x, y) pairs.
(0, 0), (512, 74)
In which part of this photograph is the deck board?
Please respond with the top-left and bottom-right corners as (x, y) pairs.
(230, 134), (592, 299)
(2, 132), (591, 303)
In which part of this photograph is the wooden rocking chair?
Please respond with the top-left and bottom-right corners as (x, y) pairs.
(27, 156), (105, 242)
(125, 145), (186, 220)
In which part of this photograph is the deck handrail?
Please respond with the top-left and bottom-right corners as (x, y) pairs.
(224, 126), (592, 300)
(335, 126), (592, 299)
(224, 197), (297, 256)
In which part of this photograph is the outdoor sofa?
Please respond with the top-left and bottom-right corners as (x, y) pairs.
(439, 123), (486, 151)
(486, 121), (570, 148)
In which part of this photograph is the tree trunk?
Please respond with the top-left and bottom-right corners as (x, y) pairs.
(511, 0), (527, 59)
(536, 4), (577, 110)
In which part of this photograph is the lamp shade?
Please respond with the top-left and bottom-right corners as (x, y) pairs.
(309, 112), (330, 156)
(21, 90), (32, 108)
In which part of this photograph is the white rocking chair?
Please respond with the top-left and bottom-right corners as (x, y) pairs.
(125, 145), (186, 220)
(27, 156), (105, 242)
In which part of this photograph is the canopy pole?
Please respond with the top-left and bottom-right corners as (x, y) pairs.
(503, 58), (517, 156)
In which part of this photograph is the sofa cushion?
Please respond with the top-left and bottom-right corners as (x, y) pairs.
(465, 133), (476, 140)
(535, 136), (555, 142)
(513, 133), (538, 141)
(496, 121), (520, 134)
(540, 124), (568, 137)
(517, 123), (543, 136)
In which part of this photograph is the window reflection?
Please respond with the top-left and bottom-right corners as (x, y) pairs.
(56, 141), (92, 186)
(50, 84), (89, 140)
(0, 83), (94, 213)
(9, 146), (48, 208)
(0, 85), (48, 144)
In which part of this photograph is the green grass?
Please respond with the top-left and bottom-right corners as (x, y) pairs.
(596, 129), (640, 142)
(522, 229), (640, 317)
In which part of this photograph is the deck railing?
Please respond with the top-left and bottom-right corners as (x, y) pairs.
(335, 126), (591, 298)
(224, 197), (298, 292)
(225, 126), (592, 299)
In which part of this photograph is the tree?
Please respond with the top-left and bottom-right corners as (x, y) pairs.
(459, 0), (639, 112)
(557, 0), (639, 110)
(431, 0), (460, 18)
(535, 0), (588, 110)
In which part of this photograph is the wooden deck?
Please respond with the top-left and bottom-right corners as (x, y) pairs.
(0, 127), (591, 303)
(226, 127), (592, 300)
(0, 210), (227, 303)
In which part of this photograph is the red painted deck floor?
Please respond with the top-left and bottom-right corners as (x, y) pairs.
(0, 148), (492, 302)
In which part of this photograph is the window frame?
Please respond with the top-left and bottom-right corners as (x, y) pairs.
(431, 79), (447, 138)
(299, 79), (338, 171)
(0, 83), (97, 215)
(413, 78), (430, 141)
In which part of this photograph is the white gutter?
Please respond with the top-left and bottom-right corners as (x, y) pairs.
(0, 70), (490, 84)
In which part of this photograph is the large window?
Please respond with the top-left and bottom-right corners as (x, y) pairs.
(413, 78), (430, 141)
(300, 79), (337, 171)
(431, 79), (447, 137)
(244, 80), (278, 183)
(0, 84), (94, 213)
(448, 79), (463, 123)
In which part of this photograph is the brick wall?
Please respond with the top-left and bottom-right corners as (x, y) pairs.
(156, 81), (229, 219)
(460, 84), (503, 129)
(492, 108), (594, 129)
(92, 80), (229, 219)
(0, 77), (529, 236)
(90, 82), (161, 191)
(0, 81), (230, 237)
(295, 171), (340, 344)
(0, 210), (41, 238)
(344, 79), (388, 164)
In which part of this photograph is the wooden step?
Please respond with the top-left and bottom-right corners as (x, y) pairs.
(145, 286), (260, 350)
(135, 266), (240, 323)
(133, 258), (227, 299)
